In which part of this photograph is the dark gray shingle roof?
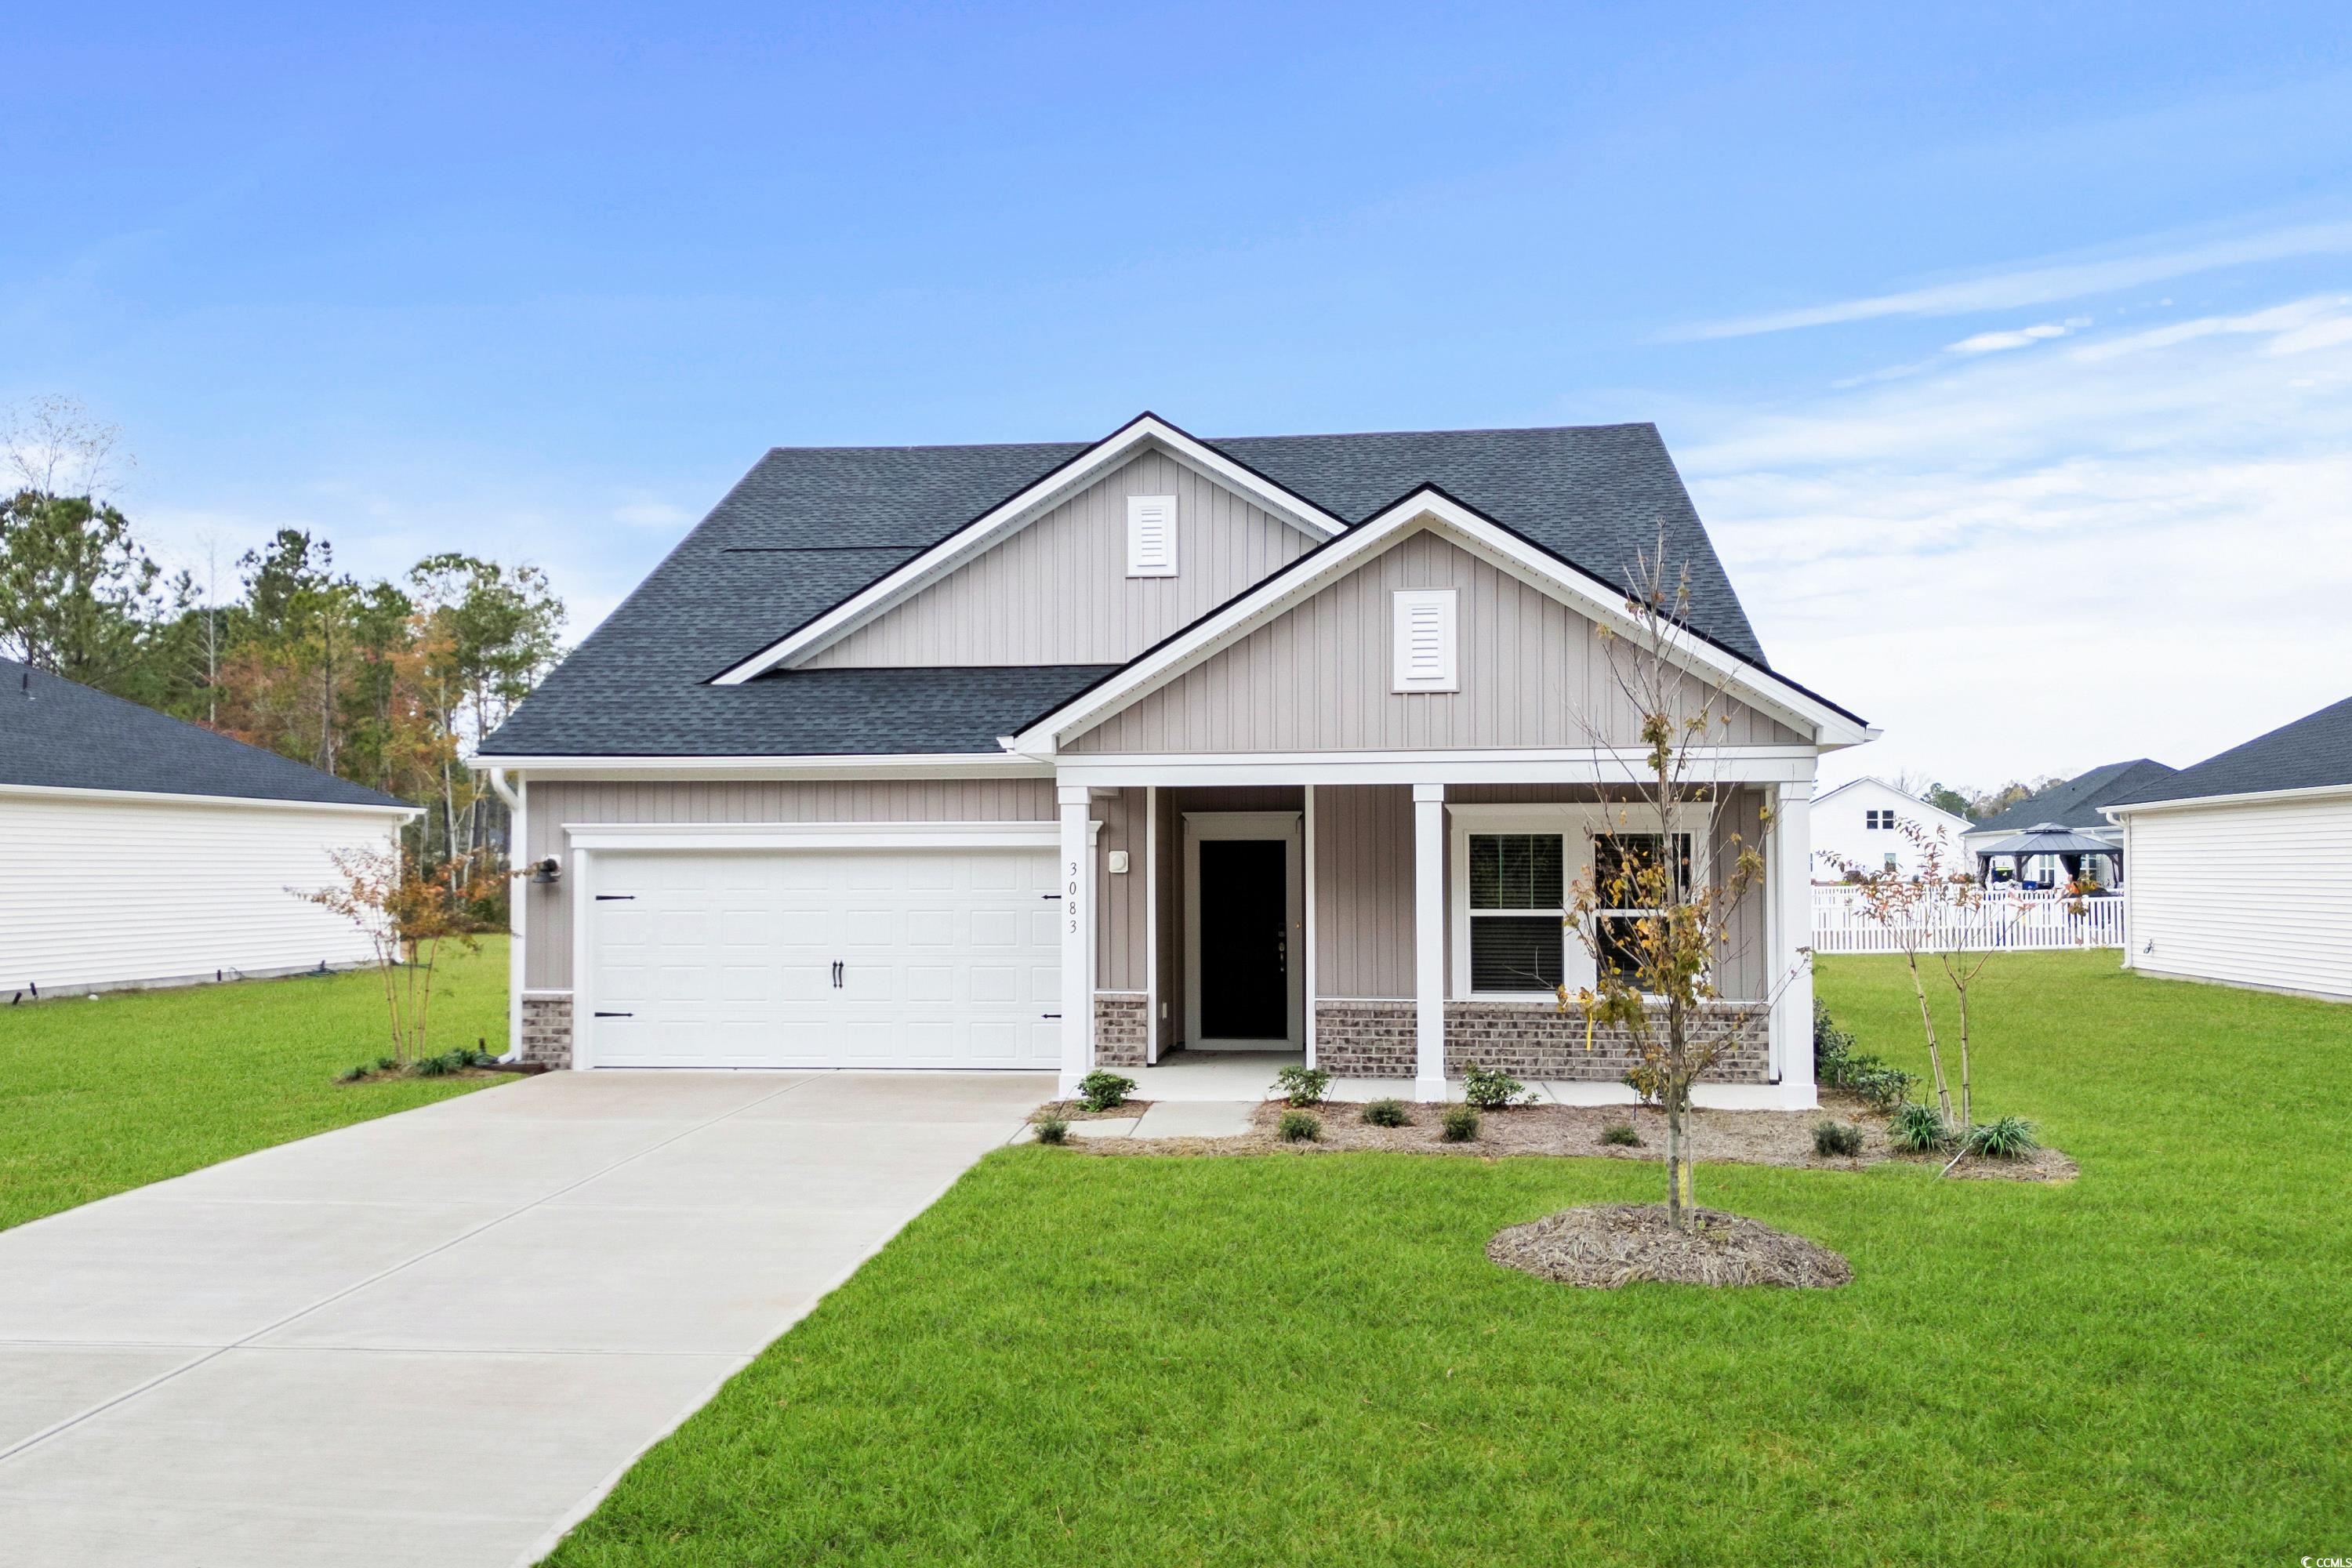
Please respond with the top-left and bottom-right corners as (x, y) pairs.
(484, 419), (1769, 758)
(1969, 759), (2176, 834)
(2109, 695), (2352, 807)
(0, 659), (410, 809)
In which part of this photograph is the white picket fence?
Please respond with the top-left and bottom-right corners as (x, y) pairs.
(1811, 886), (2125, 954)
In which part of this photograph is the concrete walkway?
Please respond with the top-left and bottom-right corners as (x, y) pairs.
(0, 1069), (1050, 1567)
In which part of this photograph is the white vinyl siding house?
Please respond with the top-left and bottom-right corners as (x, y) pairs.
(2108, 693), (2352, 1004)
(2118, 793), (2352, 1000)
(1810, 778), (1973, 881)
(0, 659), (416, 998)
(0, 788), (402, 996)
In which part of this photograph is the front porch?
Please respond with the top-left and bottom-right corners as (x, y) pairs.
(1058, 776), (1819, 1110)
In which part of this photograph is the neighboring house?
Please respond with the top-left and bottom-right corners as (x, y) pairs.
(2107, 694), (2352, 1003)
(1809, 778), (1973, 880)
(0, 659), (416, 996)
(476, 413), (1871, 1106)
(1962, 758), (2176, 887)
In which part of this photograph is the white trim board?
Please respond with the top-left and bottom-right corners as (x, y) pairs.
(562, 821), (1060, 852)
(1181, 810), (1305, 1051)
(1004, 489), (1872, 757)
(0, 781), (416, 818)
(2104, 781), (2352, 817)
(710, 414), (1347, 684)
(1051, 748), (1823, 788)
(471, 752), (1052, 781)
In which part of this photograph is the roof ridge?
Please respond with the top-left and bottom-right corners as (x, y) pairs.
(750, 422), (1664, 456)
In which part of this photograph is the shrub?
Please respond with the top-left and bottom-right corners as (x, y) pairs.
(1601, 1121), (1642, 1147)
(374, 1055), (398, 1072)
(1814, 998), (1918, 1110)
(1440, 1104), (1481, 1142)
(1361, 1098), (1410, 1127)
(1621, 1062), (1667, 1108)
(1965, 1115), (2041, 1159)
(336, 1064), (370, 1083)
(1889, 1101), (1957, 1154)
(1273, 1064), (1331, 1107)
(1813, 1120), (1865, 1158)
(1461, 1063), (1528, 1110)
(1076, 1070), (1135, 1112)
(413, 1053), (455, 1078)
(1033, 1116), (1070, 1145)
(1277, 1110), (1321, 1142)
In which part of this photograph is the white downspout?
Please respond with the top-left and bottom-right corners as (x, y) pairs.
(487, 767), (524, 1064)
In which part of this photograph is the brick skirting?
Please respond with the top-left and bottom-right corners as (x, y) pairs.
(1094, 993), (1149, 1067)
(520, 994), (572, 1069)
(1313, 1000), (1418, 1076)
(1315, 998), (1772, 1083)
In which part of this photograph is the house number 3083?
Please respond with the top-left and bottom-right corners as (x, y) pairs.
(1067, 862), (1080, 932)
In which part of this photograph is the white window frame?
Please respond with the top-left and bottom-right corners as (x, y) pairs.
(1391, 588), (1458, 693)
(1449, 803), (1712, 1001)
(1126, 493), (1178, 578)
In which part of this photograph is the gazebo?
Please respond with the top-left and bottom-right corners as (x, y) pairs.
(1975, 822), (2121, 889)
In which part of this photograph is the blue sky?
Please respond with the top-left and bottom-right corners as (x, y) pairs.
(9, 2), (2351, 790)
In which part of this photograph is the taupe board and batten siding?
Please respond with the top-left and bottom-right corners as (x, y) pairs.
(803, 451), (1320, 669)
(1065, 528), (1805, 754)
(521, 779), (1054, 992)
(1313, 784), (1417, 998)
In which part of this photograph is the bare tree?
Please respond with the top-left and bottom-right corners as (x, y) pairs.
(1563, 534), (1795, 1232)
(3, 395), (131, 500)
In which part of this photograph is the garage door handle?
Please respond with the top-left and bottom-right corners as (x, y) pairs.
(593, 1011), (633, 1018)
(594, 895), (635, 902)
(831, 961), (844, 989)
(1041, 1013), (1061, 1020)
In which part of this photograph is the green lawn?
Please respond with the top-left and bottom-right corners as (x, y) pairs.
(547, 953), (2350, 1566)
(0, 938), (511, 1230)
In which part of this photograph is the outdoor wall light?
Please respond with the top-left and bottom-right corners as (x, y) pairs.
(529, 857), (561, 885)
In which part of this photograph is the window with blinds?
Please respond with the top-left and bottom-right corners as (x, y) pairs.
(1126, 494), (1178, 577)
(1391, 588), (1458, 691)
(1467, 832), (1565, 992)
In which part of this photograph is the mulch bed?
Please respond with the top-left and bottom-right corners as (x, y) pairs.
(1062, 1094), (2076, 1182)
(1033, 1100), (1156, 1122)
(1487, 1203), (1853, 1289)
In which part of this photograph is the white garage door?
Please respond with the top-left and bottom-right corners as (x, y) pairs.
(584, 848), (1062, 1069)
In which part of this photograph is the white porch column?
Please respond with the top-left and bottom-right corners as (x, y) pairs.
(1414, 783), (1448, 1101)
(1772, 780), (1816, 1107)
(1058, 785), (1092, 1097)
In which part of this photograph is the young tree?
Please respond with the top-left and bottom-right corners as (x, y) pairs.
(1822, 819), (1991, 1127)
(1563, 536), (1791, 1233)
(300, 844), (499, 1065)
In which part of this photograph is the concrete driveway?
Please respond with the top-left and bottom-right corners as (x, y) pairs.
(0, 1069), (1049, 1566)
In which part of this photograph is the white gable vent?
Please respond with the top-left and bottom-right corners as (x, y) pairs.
(1127, 494), (1178, 578)
(1392, 588), (1458, 692)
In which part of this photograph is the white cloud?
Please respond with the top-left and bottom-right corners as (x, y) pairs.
(1946, 320), (2078, 355)
(1677, 292), (2352, 792)
(612, 497), (692, 529)
(1671, 217), (2352, 339)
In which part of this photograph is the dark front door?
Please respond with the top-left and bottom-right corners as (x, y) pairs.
(1198, 839), (1289, 1040)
